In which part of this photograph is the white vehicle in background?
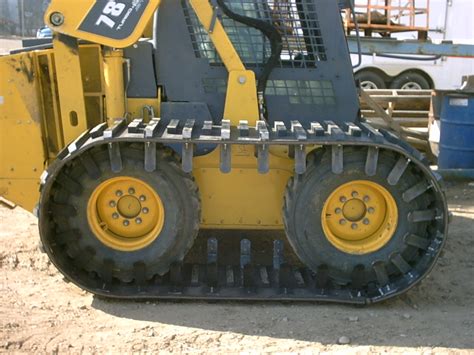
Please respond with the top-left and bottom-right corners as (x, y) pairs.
(351, 0), (474, 90)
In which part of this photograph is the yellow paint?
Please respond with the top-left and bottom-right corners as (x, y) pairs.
(194, 146), (293, 229)
(103, 49), (126, 125)
(44, 0), (162, 48)
(87, 176), (164, 251)
(321, 180), (398, 254)
(224, 71), (259, 126)
(53, 36), (88, 144)
(0, 52), (45, 211)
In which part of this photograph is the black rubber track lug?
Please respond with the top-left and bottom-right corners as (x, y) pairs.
(387, 156), (410, 185)
(315, 264), (329, 289)
(49, 202), (76, 217)
(108, 142), (122, 173)
(365, 146), (379, 176)
(79, 152), (101, 179)
(351, 264), (366, 290)
(101, 259), (115, 284)
(404, 234), (430, 250)
(403, 181), (431, 203)
(133, 262), (147, 286)
(390, 253), (411, 274)
(372, 261), (389, 287)
(54, 230), (81, 246)
(295, 145), (306, 174)
(408, 209), (437, 223)
(56, 174), (83, 196)
(144, 142), (156, 172)
(332, 145), (343, 174)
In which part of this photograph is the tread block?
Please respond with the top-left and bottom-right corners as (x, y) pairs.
(344, 122), (362, 137)
(67, 130), (90, 154)
(291, 121), (307, 141)
(219, 144), (231, 173)
(221, 120), (231, 140)
(274, 121), (287, 137)
(403, 181), (431, 202)
(350, 264), (366, 289)
(372, 261), (389, 287)
(315, 264), (329, 289)
(102, 259), (115, 283)
(332, 145), (344, 174)
(182, 119), (195, 140)
(108, 142), (123, 173)
(56, 174), (83, 196)
(309, 122), (325, 137)
(90, 122), (108, 138)
(238, 120), (249, 137)
(359, 122), (383, 140)
(226, 265), (235, 287)
(170, 262), (183, 290)
(404, 234), (430, 250)
(365, 146), (379, 176)
(279, 263), (292, 290)
(80, 152), (101, 179)
(390, 253), (411, 274)
(144, 142), (156, 172)
(408, 210), (437, 223)
(104, 119), (126, 139)
(55, 230), (81, 246)
(181, 142), (194, 173)
(49, 202), (76, 217)
(387, 156), (410, 185)
(295, 144), (306, 174)
(257, 145), (270, 174)
(133, 262), (146, 285)
(144, 118), (161, 138)
(202, 121), (213, 136)
(324, 121), (345, 138)
(128, 119), (144, 134)
(273, 240), (284, 269)
(167, 119), (180, 134)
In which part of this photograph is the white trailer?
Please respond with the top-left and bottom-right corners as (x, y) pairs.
(351, 0), (474, 90)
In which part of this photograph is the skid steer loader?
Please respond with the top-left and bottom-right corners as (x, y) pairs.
(0, 0), (448, 303)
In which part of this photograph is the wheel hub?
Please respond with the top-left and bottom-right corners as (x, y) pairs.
(322, 180), (398, 254)
(87, 177), (165, 251)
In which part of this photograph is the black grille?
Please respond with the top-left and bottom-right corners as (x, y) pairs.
(182, 0), (327, 68)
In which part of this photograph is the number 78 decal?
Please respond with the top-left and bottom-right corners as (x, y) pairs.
(96, 1), (126, 28)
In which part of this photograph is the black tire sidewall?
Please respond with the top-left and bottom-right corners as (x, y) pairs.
(355, 71), (387, 89)
(390, 72), (431, 90)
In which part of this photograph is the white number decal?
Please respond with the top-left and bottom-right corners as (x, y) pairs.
(95, 1), (126, 29)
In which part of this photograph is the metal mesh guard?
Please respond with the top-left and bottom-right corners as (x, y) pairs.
(182, 0), (327, 68)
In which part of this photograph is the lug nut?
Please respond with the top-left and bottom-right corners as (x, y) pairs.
(368, 207), (375, 214)
(352, 191), (359, 198)
(116, 190), (123, 197)
(128, 188), (135, 195)
(339, 219), (347, 225)
(351, 223), (358, 230)
(123, 220), (130, 226)
(363, 196), (370, 202)
(112, 213), (119, 219)
(340, 196), (347, 203)
(135, 218), (142, 225)
(142, 207), (149, 214)
(139, 195), (146, 202)
(109, 201), (116, 207)
(363, 218), (370, 225)
(335, 208), (342, 214)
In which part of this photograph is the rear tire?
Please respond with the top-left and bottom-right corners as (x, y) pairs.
(283, 147), (432, 286)
(355, 71), (387, 90)
(390, 72), (431, 90)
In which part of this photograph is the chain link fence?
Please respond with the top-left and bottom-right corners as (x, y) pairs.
(0, 0), (51, 38)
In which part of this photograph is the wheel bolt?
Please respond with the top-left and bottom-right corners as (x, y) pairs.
(340, 196), (347, 203)
(142, 207), (149, 214)
(335, 208), (342, 214)
(112, 213), (119, 219)
(123, 220), (130, 226)
(339, 219), (347, 225)
(128, 188), (135, 195)
(139, 195), (146, 202)
(116, 190), (123, 197)
(368, 207), (375, 214)
(363, 218), (370, 225)
(109, 201), (116, 207)
(351, 223), (358, 230)
(352, 191), (359, 198)
(363, 195), (370, 203)
(136, 218), (142, 225)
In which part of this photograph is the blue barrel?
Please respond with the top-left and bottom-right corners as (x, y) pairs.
(438, 93), (474, 169)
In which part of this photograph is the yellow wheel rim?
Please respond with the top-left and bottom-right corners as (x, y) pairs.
(321, 180), (398, 255)
(87, 177), (165, 251)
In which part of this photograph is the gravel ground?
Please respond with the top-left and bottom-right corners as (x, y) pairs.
(0, 182), (473, 354)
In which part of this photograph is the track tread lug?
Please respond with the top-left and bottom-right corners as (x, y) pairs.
(372, 261), (389, 287)
(404, 234), (430, 250)
(365, 146), (379, 176)
(387, 156), (410, 185)
(390, 253), (411, 274)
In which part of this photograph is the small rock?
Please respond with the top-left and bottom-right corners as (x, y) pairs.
(79, 305), (87, 310)
(468, 182), (474, 187)
(148, 330), (155, 337)
(348, 316), (359, 322)
(282, 316), (289, 322)
(403, 313), (411, 320)
(400, 334), (407, 337)
(338, 336), (351, 345)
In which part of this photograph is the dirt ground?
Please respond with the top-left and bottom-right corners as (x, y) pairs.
(0, 182), (473, 354)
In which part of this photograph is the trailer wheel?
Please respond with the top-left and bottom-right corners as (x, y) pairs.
(283, 147), (432, 286)
(390, 72), (431, 90)
(354, 71), (387, 90)
(46, 144), (200, 283)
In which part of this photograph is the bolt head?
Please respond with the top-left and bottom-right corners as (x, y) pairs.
(50, 12), (64, 26)
(339, 219), (347, 225)
(135, 218), (142, 225)
(128, 188), (135, 195)
(112, 213), (119, 219)
(109, 201), (116, 208)
(363, 218), (370, 225)
(351, 223), (358, 230)
(123, 220), (130, 226)
(142, 207), (149, 214)
(335, 208), (342, 214)
(363, 196), (370, 202)
(116, 190), (123, 197)
(352, 191), (359, 198)
(139, 195), (146, 202)
(238, 76), (247, 84)
(340, 196), (347, 203)
(368, 207), (375, 214)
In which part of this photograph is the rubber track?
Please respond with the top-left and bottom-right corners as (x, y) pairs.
(38, 118), (448, 304)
